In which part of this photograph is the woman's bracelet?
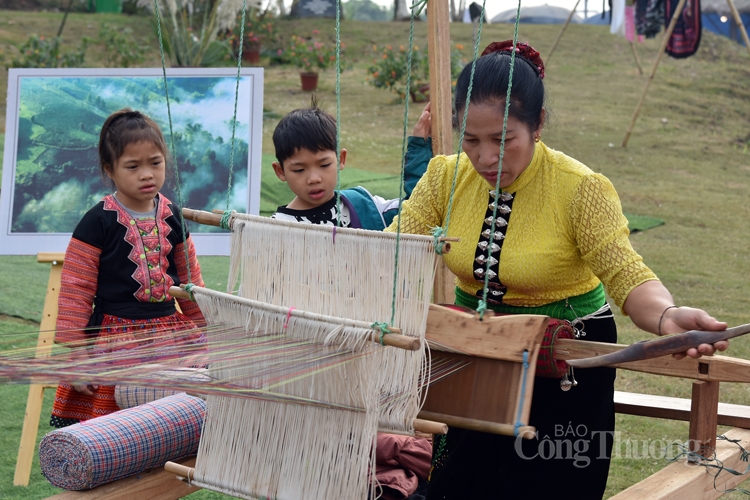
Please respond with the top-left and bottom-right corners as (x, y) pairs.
(658, 305), (678, 336)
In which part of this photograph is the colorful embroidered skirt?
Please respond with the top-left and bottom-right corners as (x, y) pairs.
(40, 393), (205, 490)
(51, 312), (203, 427)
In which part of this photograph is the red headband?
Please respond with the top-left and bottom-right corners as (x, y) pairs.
(481, 40), (545, 79)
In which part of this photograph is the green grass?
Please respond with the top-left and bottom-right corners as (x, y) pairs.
(2, 9), (750, 499)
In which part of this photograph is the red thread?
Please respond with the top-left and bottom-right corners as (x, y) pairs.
(284, 307), (295, 329)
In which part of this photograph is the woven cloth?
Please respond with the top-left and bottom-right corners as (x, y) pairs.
(39, 393), (205, 490)
(115, 368), (210, 409)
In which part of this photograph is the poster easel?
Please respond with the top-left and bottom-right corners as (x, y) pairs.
(13, 253), (64, 486)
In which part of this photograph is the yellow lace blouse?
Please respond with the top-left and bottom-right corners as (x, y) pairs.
(386, 141), (658, 311)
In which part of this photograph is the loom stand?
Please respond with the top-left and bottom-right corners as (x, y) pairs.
(14, 252), (64, 487)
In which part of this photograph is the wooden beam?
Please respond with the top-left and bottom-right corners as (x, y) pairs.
(555, 338), (750, 383)
(689, 380), (720, 454)
(609, 427), (750, 500)
(46, 458), (200, 500)
(426, 0), (453, 157)
(614, 391), (750, 429)
(426, 0), (456, 306)
(425, 304), (548, 362)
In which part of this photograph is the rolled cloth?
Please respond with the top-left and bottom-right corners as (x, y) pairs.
(39, 393), (205, 490)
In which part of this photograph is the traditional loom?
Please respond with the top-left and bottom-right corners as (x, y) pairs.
(8, 0), (750, 498)
(151, 209), (550, 499)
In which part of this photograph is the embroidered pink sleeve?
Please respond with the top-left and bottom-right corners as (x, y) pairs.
(56, 238), (101, 346)
(173, 236), (207, 327)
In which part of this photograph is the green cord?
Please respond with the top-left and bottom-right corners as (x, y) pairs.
(153, 0), (191, 287)
(389, 0), (426, 327)
(220, 210), (233, 230)
(226, 0), (248, 212)
(478, 0), (522, 320)
(372, 322), (391, 345)
(334, 0), (342, 227)
(441, 0), (487, 249)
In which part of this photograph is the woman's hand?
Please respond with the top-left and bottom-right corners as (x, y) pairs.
(660, 306), (729, 360)
(623, 280), (729, 360)
(412, 103), (431, 140)
(72, 383), (99, 396)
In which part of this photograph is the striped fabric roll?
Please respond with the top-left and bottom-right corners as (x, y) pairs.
(39, 393), (205, 490)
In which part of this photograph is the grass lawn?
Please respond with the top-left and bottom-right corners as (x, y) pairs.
(1, 8), (750, 499)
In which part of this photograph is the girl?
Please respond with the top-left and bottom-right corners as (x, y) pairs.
(50, 108), (207, 428)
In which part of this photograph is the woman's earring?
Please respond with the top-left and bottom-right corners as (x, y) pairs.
(534, 136), (540, 143)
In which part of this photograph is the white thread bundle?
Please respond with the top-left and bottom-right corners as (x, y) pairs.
(192, 287), (381, 499)
(228, 214), (437, 432)
(188, 216), (438, 500)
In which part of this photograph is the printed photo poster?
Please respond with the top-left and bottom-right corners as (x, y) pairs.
(0, 68), (264, 255)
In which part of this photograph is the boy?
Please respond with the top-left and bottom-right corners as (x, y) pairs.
(271, 103), (432, 230)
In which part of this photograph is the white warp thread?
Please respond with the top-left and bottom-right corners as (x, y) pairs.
(190, 216), (437, 500)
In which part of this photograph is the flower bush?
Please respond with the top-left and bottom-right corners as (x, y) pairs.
(232, 11), (278, 52)
(367, 44), (427, 101)
(7, 34), (90, 68)
(280, 31), (338, 72)
(367, 42), (467, 102)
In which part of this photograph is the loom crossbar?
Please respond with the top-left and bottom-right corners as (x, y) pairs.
(181, 207), (457, 249)
(169, 285), (419, 351)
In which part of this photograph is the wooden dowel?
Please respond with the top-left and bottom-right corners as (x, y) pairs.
(546, 0), (582, 63)
(37, 252), (65, 264)
(622, 0), (688, 147)
(169, 286), (421, 351)
(164, 460), (194, 481)
(413, 418), (449, 435)
(181, 207), (458, 246)
(726, 0), (750, 56)
(630, 41), (643, 75)
(418, 411), (536, 438)
(182, 207), (226, 228)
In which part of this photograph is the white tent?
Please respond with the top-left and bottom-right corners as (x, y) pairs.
(491, 4), (583, 24)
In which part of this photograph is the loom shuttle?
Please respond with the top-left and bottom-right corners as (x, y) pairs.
(566, 323), (750, 369)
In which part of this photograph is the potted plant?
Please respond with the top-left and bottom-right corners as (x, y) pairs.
(280, 30), (338, 91)
(238, 11), (277, 64)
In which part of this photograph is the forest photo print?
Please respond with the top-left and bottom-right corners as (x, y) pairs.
(0, 68), (263, 254)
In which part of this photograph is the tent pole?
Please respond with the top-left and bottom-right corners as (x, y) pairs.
(547, 0), (583, 63)
(630, 41), (643, 75)
(621, 0), (688, 147)
(725, 0), (750, 56)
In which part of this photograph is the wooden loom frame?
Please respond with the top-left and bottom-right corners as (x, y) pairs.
(16, 251), (750, 499)
(11, 4), (750, 499)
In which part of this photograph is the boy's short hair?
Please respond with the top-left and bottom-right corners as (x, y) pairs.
(273, 103), (337, 168)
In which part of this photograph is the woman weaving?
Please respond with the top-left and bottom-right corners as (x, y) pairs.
(387, 40), (729, 499)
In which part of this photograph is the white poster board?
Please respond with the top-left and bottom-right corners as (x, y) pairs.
(0, 67), (263, 255)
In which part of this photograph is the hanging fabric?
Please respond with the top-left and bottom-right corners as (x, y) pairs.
(611, 0), (627, 35)
(665, 0), (702, 57)
(636, 0), (666, 37)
